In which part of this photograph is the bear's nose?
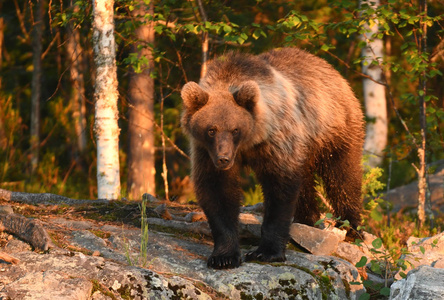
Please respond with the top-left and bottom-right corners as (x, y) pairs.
(217, 156), (230, 165)
(216, 156), (231, 169)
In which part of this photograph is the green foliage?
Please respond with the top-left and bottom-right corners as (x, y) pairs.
(3, 0), (442, 200)
(243, 184), (264, 206)
(124, 197), (150, 267)
(362, 161), (386, 198)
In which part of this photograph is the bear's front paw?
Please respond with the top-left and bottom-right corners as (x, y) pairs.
(207, 253), (241, 269)
(245, 248), (286, 263)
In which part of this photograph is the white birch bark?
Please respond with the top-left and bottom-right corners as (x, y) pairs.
(92, 0), (121, 199)
(361, 0), (388, 167)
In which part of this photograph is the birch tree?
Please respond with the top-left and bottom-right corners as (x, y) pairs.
(127, 0), (156, 199)
(92, 0), (121, 199)
(360, 0), (388, 167)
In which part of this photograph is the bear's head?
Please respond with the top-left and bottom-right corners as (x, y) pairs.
(181, 81), (260, 170)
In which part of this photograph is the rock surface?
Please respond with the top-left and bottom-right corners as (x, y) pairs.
(393, 231), (444, 280)
(389, 266), (444, 300)
(0, 212), (365, 299)
(1, 199), (444, 299)
(386, 160), (444, 212)
(289, 223), (341, 256)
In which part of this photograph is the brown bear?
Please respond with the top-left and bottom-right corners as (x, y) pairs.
(181, 48), (364, 269)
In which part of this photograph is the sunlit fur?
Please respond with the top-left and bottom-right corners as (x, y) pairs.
(181, 47), (365, 269)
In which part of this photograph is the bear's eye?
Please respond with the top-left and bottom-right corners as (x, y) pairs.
(208, 128), (216, 137)
(232, 129), (239, 136)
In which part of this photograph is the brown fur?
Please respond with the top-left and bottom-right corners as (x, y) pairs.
(181, 48), (364, 269)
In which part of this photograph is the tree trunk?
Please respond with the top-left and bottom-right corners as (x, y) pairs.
(30, 0), (45, 173)
(92, 0), (121, 200)
(417, 0), (428, 229)
(0, 16), (3, 89)
(127, 0), (156, 200)
(361, 0), (388, 167)
(197, 0), (209, 78)
(0, 16), (6, 149)
(67, 4), (87, 161)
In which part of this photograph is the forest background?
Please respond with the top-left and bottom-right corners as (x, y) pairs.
(0, 0), (443, 232)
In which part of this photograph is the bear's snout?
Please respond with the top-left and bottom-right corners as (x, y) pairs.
(212, 132), (237, 170)
(216, 155), (232, 170)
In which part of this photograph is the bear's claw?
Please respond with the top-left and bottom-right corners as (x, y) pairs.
(245, 249), (285, 263)
(207, 253), (241, 269)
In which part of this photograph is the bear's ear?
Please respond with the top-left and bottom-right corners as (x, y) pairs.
(233, 81), (260, 112)
(181, 82), (209, 113)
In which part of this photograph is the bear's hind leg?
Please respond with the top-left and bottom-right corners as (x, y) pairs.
(294, 173), (320, 226)
(320, 148), (363, 231)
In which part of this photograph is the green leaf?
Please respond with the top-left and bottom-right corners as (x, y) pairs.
(355, 256), (367, 268)
(154, 25), (163, 34)
(372, 238), (383, 249)
(370, 208), (383, 222)
(380, 287), (391, 296)
(358, 293), (370, 300)
(370, 260), (382, 274)
(340, 220), (350, 229)
(321, 44), (330, 51)
(420, 246), (425, 254)
(314, 218), (324, 226)
(184, 24), (195, 33)
(252, 29), (261, 40)
(223, 24), (232, 33)
(426, 107), (436, 114)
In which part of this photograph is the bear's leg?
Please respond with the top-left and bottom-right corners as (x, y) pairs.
(192, 147), (243, 269)
(294, 173), (320, 226)
(320, 148), (363, 230)
(245, 174), (300, 263)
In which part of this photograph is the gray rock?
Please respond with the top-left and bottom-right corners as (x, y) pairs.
(52, 218), (94, 230)
(4, 270), (93, 300)
(91, 291), (113, 300)
(336, 242), (366, 266)
(142, 193), (158, 203)
(407, 231), (444, 254)
(0, 252), (211, 300)
(0, 217), (366, 299)
(0, 206), (13, 215)
(290, 223), (341, 256)
(395, 231), (444, 279)
(386, 160), (444, 212)
(4, 239), (32, 254)
(390, 266), (444, 300)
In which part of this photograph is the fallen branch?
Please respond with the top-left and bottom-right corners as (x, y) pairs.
(0, 213), (53, 251)
(0, 252), (19, 264)
(0, 188), (110, 206)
